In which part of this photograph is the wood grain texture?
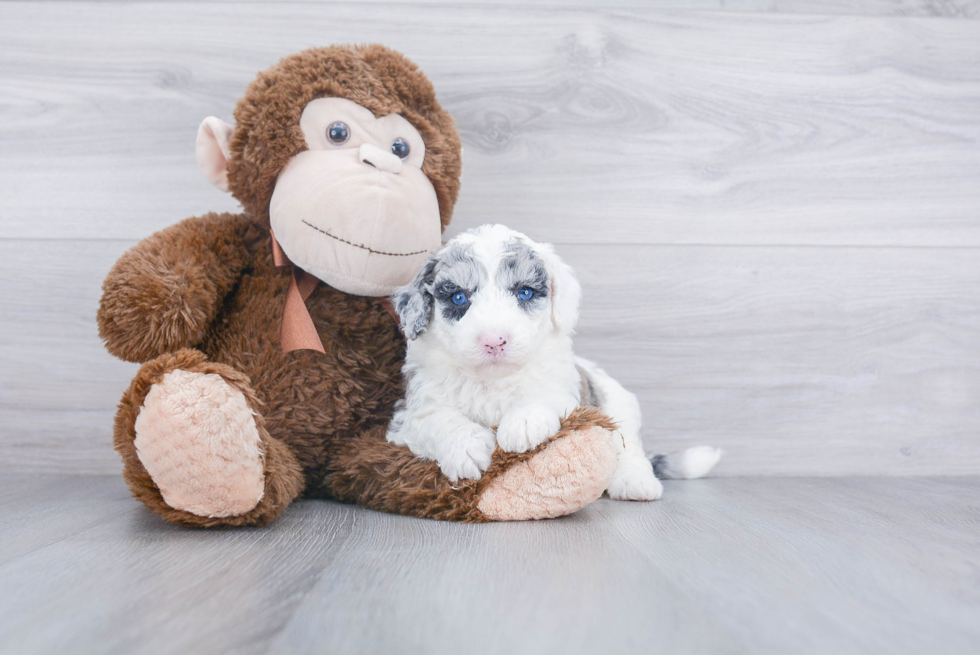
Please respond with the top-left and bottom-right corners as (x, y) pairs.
(573, 243), (980, 476)
(0, 239), (137, 473)
(58, 1), (980, 19)
(1, 474), (978, 654)
(2, 240), (978, 476)
(0, 3), (979, 245)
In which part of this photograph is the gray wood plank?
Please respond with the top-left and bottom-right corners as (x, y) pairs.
(4, 474), (977, 655)
(1, 3), (978, 245)
(0, 475), (366, 655)
(48, 1), (980, 19)
(269, 497), (748, 655)
(0, 239), (137, 473)
(588, 476), (980, 655)
(3, 240), (978, 476)
(0, 474), (132, 563)
(572, 243), (980, 476)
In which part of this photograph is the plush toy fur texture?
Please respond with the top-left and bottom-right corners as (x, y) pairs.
(227, 45), (461, 230)
(134, 368), (267, 518)
(98, 45), (617, 527)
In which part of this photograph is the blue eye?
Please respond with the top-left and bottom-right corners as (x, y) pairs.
(517, 287), (534, 301)
(452, 291), (468, 306)
(391, 138), (410, 159)
(327, 122), (350, 145)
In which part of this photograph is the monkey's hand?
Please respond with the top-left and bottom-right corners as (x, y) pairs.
(97, 212), (250, 363)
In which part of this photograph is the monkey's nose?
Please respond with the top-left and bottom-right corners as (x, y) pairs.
(359, 143), (403, 174)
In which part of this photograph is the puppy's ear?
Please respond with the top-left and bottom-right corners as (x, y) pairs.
(392, 255), (438, 340)
(536, 242), (581, 333)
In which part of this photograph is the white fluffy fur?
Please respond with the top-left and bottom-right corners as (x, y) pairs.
(387, 224), (718, 498)
(655, 446), (724, 480)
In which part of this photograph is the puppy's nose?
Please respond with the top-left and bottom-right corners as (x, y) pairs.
(359, 143), (403, 174)
(479, 334), (509, 358)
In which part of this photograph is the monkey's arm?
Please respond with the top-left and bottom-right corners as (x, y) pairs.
(97, 212), (252, 363)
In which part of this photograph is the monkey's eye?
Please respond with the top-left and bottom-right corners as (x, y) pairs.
(327, 122), (350, 145)
(451, 291), (468, 306)
(517, 287), (534, 301)
(391, 138), (410, 159)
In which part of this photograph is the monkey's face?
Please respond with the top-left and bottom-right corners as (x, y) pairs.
(266, 98), (442, 296)
(197, 47), (462, 298)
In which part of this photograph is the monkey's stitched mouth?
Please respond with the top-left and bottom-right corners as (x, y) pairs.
(301, 220), (430, 257)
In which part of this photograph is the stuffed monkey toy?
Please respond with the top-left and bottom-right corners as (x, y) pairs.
(97, 45), (618, 527)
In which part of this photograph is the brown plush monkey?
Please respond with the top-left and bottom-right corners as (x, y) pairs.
(97, 45), (617, 527)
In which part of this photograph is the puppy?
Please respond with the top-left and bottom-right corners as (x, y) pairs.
(387, 224), (721, 499)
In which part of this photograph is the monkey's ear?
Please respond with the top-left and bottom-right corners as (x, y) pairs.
(196, 117), (234, 191)
(538, 243), (581, 334)
(392, 256), (438, 340)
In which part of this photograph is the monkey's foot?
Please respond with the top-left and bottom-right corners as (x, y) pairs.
(115, 349), (304, 527)
(134, 368), (266, 518)
(476, 415), (617, 521)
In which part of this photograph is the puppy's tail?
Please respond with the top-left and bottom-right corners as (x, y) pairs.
(649, 446), (722, 480)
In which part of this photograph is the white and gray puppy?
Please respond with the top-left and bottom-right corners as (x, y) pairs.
(387, 224), (721, 499)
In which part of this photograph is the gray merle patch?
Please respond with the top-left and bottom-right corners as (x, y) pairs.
(392, 256), (438, 340)
(498, 239), (549, 312)
(431, 241), (487, 323)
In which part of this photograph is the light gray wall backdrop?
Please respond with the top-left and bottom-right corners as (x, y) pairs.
(1, 1), (978, 476)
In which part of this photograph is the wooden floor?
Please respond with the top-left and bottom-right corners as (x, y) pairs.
(1, 474), (978, 655)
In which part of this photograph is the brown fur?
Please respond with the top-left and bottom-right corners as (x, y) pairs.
(98, 212), (252, 364)
(98, 45), (614, 526)
(227, 44), (461, 230)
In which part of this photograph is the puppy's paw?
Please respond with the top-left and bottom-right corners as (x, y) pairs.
(607, 461), (663, 501)
(496, 405), (562, 454)
(437, 424), (496, 482)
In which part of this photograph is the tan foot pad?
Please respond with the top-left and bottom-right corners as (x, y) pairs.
(477, 426), (617, 521)
(134, 369), (265, 518)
